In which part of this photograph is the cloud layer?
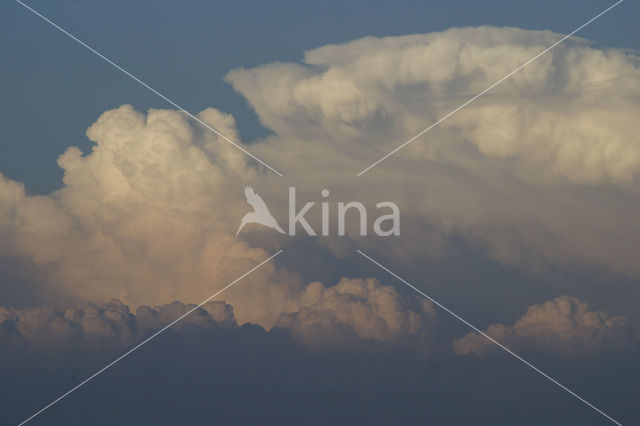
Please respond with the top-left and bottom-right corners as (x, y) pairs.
(0, 278), (437, 351)
(0, 299), (234, 353)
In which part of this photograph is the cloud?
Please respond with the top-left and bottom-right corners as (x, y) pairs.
(0, 105), (306, 328)
(453, 296), (636, 356)
(5, 309), (637, 426)
(225, 26), (640, 275)
(274, 278), (436, 347)
(1, 26), (640, 332)
(0, 299), (234, 354)
(2, 25), (640, 426)
(228, 27), (640, 186)
(0, 278), (436, 352)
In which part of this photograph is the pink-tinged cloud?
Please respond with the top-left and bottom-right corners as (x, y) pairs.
(453, 296), (636, 356)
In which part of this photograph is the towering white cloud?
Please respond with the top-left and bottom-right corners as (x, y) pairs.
(0, 105), (303, 328)
(0, 27), (639, 334)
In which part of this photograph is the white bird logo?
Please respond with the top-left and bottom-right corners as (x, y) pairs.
(236, 186), (285, 236)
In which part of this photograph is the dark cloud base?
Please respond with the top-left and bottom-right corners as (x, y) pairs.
(2, 322), (638, 426)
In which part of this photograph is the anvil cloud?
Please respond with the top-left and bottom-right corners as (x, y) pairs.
(0, 26), (639, 346)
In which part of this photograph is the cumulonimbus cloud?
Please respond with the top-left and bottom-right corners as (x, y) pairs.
(0, 26), (639, 337)
(453, 296), (636, 356)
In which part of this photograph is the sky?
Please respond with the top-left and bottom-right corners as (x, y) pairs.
(1, 0), (640, 425)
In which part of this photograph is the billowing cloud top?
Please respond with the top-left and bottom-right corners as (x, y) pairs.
(453, 296), (636, 356)
(275, 278), (436, 347)
(227, 27), (640, 185)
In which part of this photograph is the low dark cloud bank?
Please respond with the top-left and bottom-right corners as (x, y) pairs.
(1, 296), (639, 425)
